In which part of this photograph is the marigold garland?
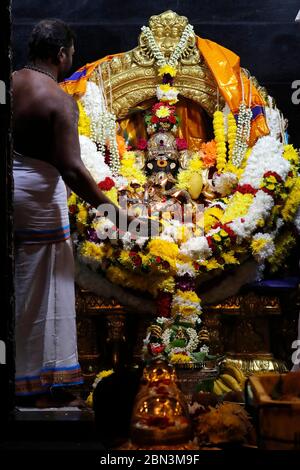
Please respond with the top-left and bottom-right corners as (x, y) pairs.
(269, 231), (297, 272)
(213, 110), (227, 172)
(227, 112), (237, 160)
(119, 151), (147, 186)
(77, 100), (91, 137)
(221, 192), (254, 224)
(204, 207), (224, 232)
(282, 177), (300, 222)
(147, 239), (179, 270)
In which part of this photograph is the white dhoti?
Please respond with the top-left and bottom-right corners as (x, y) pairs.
(13, 152), (82, 395)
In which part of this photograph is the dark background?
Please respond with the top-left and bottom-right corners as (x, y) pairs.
(12, 0), (300, 146)
(0, 0), (14, 424)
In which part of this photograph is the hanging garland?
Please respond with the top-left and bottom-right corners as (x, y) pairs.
(68, 22), (300, 365)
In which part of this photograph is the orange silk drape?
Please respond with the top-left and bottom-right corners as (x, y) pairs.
(197, 37), (269, 145)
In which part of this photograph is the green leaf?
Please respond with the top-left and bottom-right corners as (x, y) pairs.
(170, 339), (186, 348)
(192, 352), (207, 363)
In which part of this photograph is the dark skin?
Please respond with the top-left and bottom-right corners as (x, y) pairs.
(12, 44), (155, 408)
(12, 43), (139, 228)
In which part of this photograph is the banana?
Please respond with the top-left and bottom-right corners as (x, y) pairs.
(215, 378), (231, 394)
(223, 362), (245, 385)
(220, 373), (242, 392)
(213, 380), (223, 396)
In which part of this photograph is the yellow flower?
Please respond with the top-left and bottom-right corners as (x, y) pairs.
(204, 207), (224, 232)
(176, 153), (204, 191)
(221, 192), (254, 224)
(251, 238), (268, 255)
(212, 233), (221, 242)
(176, 225), (190, 243)
(177, 290), (200, 304)
(175, 305), (196, 316)
(221, 251), (239, 265)
(213, 110), (227, 171)
(77, 203), (88, 225)
(159, 277), (176, 293)
(147, 239), (179, 269)
(95, 369), (114, 380)
(219, 229), (229, 238)
(169, 353), (192, 364)
(119, 250), (131, 265)
(256, 218), (265, 228)
(224, 161), (244, 178)
(269, 231), (296, 272)
(120, 151), (146, 186)
(77, 100), (91, 137)
(227, 112), (237, 158)
(203, 258), (223, 271)
(156, 106), (171, 118)
(81, 241), (106, 261)
(282, 177), (300, 222)
(68, 192), (77, 207)
(159, 84), (171, 92)
(104, 187), (118, 205)
(106, 266), (149, 292)
(158, 65), (177, 77)
(86, 392), (93, 408)
(283, 144), (299, 166)
(121, 151), (136, 166)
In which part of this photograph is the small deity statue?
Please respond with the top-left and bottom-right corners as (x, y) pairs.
(143, 131), (194, 208)
(122, 102), (207, 224)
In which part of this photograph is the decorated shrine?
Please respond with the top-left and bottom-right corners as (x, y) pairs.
(0, 0), (300, 456)
(58, 10), (300, 449)
(62, 9), (299, 363)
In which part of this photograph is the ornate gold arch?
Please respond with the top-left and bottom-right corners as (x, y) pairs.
(88, 10), (220, 119)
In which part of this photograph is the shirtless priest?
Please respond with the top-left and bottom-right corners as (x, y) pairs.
(12, 19), (140, 407)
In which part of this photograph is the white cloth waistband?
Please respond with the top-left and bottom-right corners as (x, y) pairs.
(13, 152), (70, 243)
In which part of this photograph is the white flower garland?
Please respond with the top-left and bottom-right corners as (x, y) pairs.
(79, 135), (114, 183)
(228, 190), (274, 241)
(176, 262), (196, 278)
(240, 135), (290, 189)
(180, 236), (212, 261)
(156, 84), (179, 103)
(171, 296), (202, 325)
(162, 327), (199, 354)
(212, 172), (238, 197)
(252, 233), (275, 262)
(80, 82), (120, 176)
(231, 102), (252, 167)
(141, 23), (194, 68)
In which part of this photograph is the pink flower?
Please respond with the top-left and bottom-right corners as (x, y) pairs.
(176, 138), (188, 150)
(137, 138), (148, 150)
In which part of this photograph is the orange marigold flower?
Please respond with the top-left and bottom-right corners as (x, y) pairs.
(200, 140), (217, 167)
(116, 134), (127, 158)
